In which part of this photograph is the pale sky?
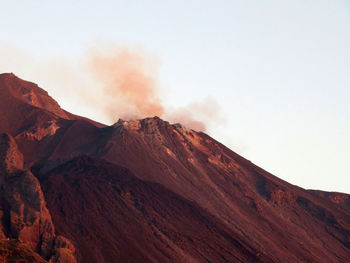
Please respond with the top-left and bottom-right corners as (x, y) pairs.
(0, 1), (349, 193)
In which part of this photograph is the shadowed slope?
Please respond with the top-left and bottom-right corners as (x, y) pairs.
(38, 156), (269, 263)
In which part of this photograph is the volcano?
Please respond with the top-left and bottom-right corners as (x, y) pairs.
(0, 73), (349, 263)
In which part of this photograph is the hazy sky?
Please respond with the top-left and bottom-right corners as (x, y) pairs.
(0, 1), (349, 193)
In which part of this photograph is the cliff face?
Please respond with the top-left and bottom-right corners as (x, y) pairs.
(0, 133), (76, 263)
(0, 73), (349, 263)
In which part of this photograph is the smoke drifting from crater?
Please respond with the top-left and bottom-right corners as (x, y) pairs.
(0, 42), (225, 132)
(164, 97), (225, 132)
(85, 46), (164, 120)
(83, 44), (225, 132)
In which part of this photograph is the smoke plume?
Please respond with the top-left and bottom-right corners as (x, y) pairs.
(0, 42), (226, 132)
(85, 46), (164, 120)
(165, 97), (225, 132)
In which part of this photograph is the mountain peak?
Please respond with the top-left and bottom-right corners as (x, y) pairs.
(0, 72), (17, 78)
(113, 116), (171, 132)
(0, 73), (69, 119)
(113, 116), (194, 134)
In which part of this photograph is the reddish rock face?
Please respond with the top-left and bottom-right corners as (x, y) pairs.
(0, 133), (76, 262)
(0, 73), (349, 262)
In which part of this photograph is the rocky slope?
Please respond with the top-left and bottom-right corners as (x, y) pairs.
(0, 73), (349, 262)
(38, 155), (271, 263)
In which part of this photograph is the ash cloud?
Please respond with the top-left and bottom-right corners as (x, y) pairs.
(0, 42), (225, 132)
(85, 45), (164, 121)
(165, 97), (225, 132)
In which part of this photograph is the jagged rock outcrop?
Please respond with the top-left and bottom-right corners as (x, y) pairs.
(0, 133), (76, 262)
(0, 239), (48, 263)
(50, 236), (77, 263)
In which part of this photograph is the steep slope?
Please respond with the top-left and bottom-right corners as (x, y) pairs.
(38, 156), (271, 263)
(91, 118), (350, 262)
(0, 73), (69, 135)
(0, 73), (104, 128)
(0, 73), (104, 168)
(0, 73), (349, 262)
